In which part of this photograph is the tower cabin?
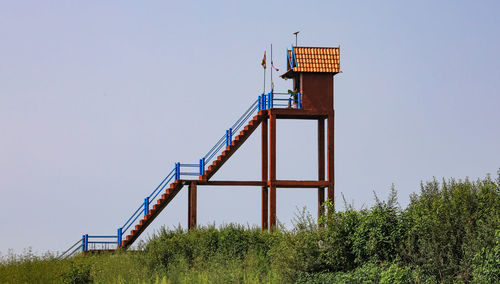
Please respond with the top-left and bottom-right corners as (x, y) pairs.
(281, 46), (341, 114)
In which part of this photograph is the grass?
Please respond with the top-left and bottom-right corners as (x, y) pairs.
(1, 171), (499, 283)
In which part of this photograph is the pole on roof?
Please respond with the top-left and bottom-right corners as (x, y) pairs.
(293, 31), (299, 47)
(271, 44), (273, 91)
(263, 62), (266, 95)
(261, 50), (266, 95)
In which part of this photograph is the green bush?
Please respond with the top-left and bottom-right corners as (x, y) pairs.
(1, 171), (498, 283)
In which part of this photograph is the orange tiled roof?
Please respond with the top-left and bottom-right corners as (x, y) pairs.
(286, 47), (340, 73)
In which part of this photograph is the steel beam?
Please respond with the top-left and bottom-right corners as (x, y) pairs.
(327, 113), (335, 204)
(261, 115), (269, 231)
(269, 113), (277, 229)
(188, 181), (197, 229)
(318, 118), (325, 225)
(198, 180), (264, 186)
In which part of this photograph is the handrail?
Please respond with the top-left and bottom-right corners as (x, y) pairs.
(74, 91), (304, 253)
(148, 168), (175, 200)
(203, 99), (259, 165)
(121, 203), (144, 232)
(58, 238), (82, 259)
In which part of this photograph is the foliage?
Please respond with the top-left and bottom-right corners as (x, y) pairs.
(0, 171), (498, 283)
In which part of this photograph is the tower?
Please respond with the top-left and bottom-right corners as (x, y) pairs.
(259, 45), (341, 228)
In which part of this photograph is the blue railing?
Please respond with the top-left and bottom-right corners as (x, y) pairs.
(63, 91), (303, 255)
(259, 91), (302, 110)
(58, 238), (83, 259)
(203, 98), (259, 165)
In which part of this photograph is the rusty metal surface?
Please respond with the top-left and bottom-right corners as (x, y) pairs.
(318, 118), (325, 224)
(269, 114), (277, 228)
(327, 113), (335, 202)
(301, 73), (334, 113)
(269, 180), (329, 188)
(261, 115), (269, 231)
(121, 180), (185, 249)
(188, 181), (197, 229)
(198, 180), (264, 186)
(202, 113), (265, 181)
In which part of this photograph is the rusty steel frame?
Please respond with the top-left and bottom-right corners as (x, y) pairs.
(182, 108), (334, 231)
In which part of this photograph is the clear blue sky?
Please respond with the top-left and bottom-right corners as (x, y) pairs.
(1, 1), (499, 255)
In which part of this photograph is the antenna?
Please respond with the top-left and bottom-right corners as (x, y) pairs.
(293, 31), (299, 46)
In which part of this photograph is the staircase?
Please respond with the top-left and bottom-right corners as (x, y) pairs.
(121, 111), (265, 249)
(201, 111), (265, 181)
(58, 91), (301, 258)
(121, 180), (184, 248)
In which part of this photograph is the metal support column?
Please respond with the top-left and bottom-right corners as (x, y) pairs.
(188, 181), (197, 229)
(261, 114), (268, 231)
(318, 118), (325, 226)
(327, 113), (335, 208)
(269, 113), (277, 229)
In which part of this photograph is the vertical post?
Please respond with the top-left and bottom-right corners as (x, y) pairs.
(270, 90), (274, 109)
(327, 113), (335, 209)
(175, 163), (180, 180)
(318, 118), (325, 227)
(258, 96), (262, 111)
(82, 234), (86, 252)
(188, 181), (197, 229)
(269, 113), (277, 229)
(117, 228), (122, 247)
(298, 93), (302, 109)
(83, 234), (88, 252)
(261, 114), (268, 230)
(199, 158), (205, 176)
(144, 197), (149, 216)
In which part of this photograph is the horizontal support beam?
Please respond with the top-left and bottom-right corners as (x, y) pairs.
(199, 180), (265, 186)
(271, 180), (329, 188)
(268, 109), (333, 120)
(180, 179), (329, 188)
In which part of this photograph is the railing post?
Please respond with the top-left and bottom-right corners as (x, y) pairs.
(82, 235), (86, 252)
(117, 228), (122, 247)
(83, 234), (88, 252)
(298, 92), (302, 109)
(226, 128), (232, 147)
(270, 90), (274, 109)
(175, 162), (180, 180)
(199, 158), (205, 176)
(144, 197), (149, 216)
(258, 96), (262, 111)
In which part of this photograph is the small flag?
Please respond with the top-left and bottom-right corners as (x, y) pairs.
(271, 61), (279, 71)
(261, 51), (266, 69)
